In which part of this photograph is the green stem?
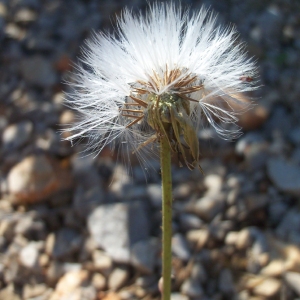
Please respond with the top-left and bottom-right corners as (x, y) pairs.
(160, 136), (173, 300)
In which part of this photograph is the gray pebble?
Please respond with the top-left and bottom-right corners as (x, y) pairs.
(190, 195), (225, 222)
(88, 201), (150, 263)
(172, 233), (191, 261)
(179, 213), (203, 231)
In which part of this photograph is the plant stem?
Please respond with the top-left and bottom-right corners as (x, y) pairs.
(160, 136), (173, 300)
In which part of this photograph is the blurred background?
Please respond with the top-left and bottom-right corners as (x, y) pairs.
(0, 0), (300, 299)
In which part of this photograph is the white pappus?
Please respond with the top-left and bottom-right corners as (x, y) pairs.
(64, 2), (258, 169)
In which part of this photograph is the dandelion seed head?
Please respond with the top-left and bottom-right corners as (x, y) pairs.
(64, 2), (258, 169)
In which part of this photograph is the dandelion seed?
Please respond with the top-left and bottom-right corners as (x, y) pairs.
(64, 2), (258, 169)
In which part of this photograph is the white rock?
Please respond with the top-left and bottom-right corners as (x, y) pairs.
(204, 174), (223, 196)
(19, 242), (40, 268)
(108, 267), (129, 290)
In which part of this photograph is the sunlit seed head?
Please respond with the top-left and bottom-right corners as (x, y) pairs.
(64, 2), (258, 169)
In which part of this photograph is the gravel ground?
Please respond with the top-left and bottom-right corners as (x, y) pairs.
(0, 0), (300, 299)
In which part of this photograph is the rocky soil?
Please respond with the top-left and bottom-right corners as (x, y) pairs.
(0, 0), (300, 299)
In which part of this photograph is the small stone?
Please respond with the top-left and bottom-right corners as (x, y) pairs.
(134, 286), (147, 298)
(172, 233), (191, 261)
(260, 260), (285, 277)
(59, 109), (75, 125)
(181, 278), (203, 298)
(7, 155), (59, 204)
(39, 253), (50, 267)
(191, 195), (225, 222)
(2, 121), (33, 150)
(171, 293), (189, 300)
(49, 270), (89, 300)
(186, 229), (209, 249)
(20, 56), (57, 87)
(225, 231), (239, 246)
(267, 158), (300, 195)
(146, 184), (162, 208)
(204, 174), (223, 196)
(92, 273), (106, 291)
(88, 202), (149, 263)
(19, 242), (40, 269)
(237, 229), (252, 250)
(284, 272), (300, 296)
(131, 238), (159, 274)
(14, 8), (37, 23)
(5, 23), (24, 40)
(173, 183), (193, 199)
(108, 267), (129, 290)
(252, 278), (280, 297)
(225, 228), (252, 250)
(179, 213), (203, 230)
